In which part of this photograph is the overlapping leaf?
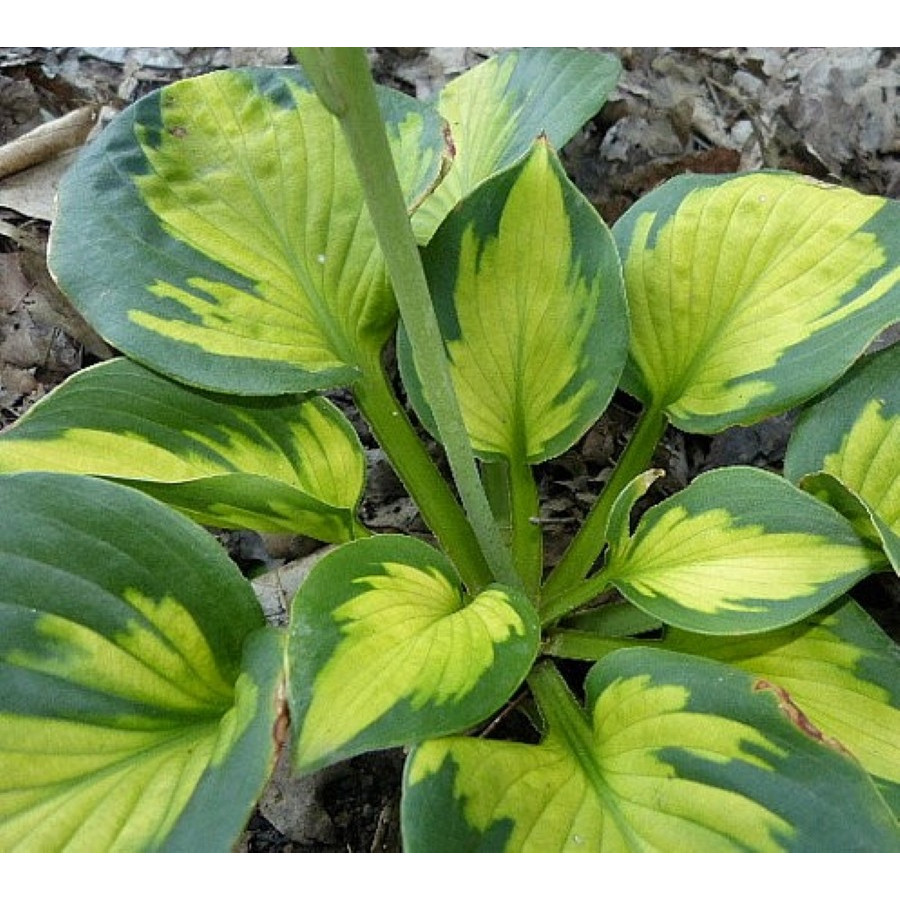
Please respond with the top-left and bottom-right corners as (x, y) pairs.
(402, 650), (899, 851)
(288, 535), (539, 774)
(661, 597), (900, 815)
(48, 67), (446, 395)
(613, 171), (900, 433)
(0, 358), (367, 542)
(603, 467), (884, 634)
(400, 139), (628, 464)
(413, 48), (621, 242)
(785, 344), (900, 572)
(0, 473), (283, 852)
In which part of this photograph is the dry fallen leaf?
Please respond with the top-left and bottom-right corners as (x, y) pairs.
(0, 151), (77, 222)
(0, 105), (98, 180)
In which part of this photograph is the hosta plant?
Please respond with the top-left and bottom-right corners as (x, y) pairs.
(0, 47), (898, 852)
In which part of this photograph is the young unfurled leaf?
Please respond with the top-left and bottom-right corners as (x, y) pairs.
(785, 344), (900, 573)
(0, 358), (367, 542)
(288, 535), (539, 774)
(661, 597), (900, 815)
(604, 467), (884, 634)
(402, 651), (899, 851)
(413, 48), (621, 242)
(614, 171), (900, 433)
(400, 139), (628, 465)
(0, 473), (283, 852)
(48, 67), (446, 395)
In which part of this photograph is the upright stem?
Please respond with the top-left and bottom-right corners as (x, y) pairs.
(541, 405), (667, 603)
(295, 48), (521, 590)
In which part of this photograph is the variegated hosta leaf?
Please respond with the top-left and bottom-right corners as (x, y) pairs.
(603, 467), (884, 634)
(413, 48), (621, 242)
(0, 473), (283, 852)
(402, 651), (899, 851)
(288, 534), (539, 774)
(661, 597), (900, 816)
(48, 67), (446, 395)
(613, 171), (900, 433)
(785, 344), (900, 573)
(399, 139), (628, 464)
(0, 358), (367, 543)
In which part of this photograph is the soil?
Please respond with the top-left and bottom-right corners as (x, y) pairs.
(1, 47), (898, 853)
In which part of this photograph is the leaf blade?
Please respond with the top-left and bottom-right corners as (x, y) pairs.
(414, 48), (621, 241)
(49, 68), (445, 394)
(662, 597), (900, 815)
(403, 649), (899, 851)
(401, 139), (628, 464)
(605, 467), (884, 634)
(614, 171), (900, 433)
(0, 473), (280, 852)
(288, 535), (539, 774)
(786, 344), (900, 572)
(0, 358), (367, 542)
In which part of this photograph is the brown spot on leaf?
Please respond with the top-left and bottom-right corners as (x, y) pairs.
(167, 125), (188, 139)
(442, 121), (456, 159)
(272, 679), (291, 753)
(753, 678), (852, 757)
